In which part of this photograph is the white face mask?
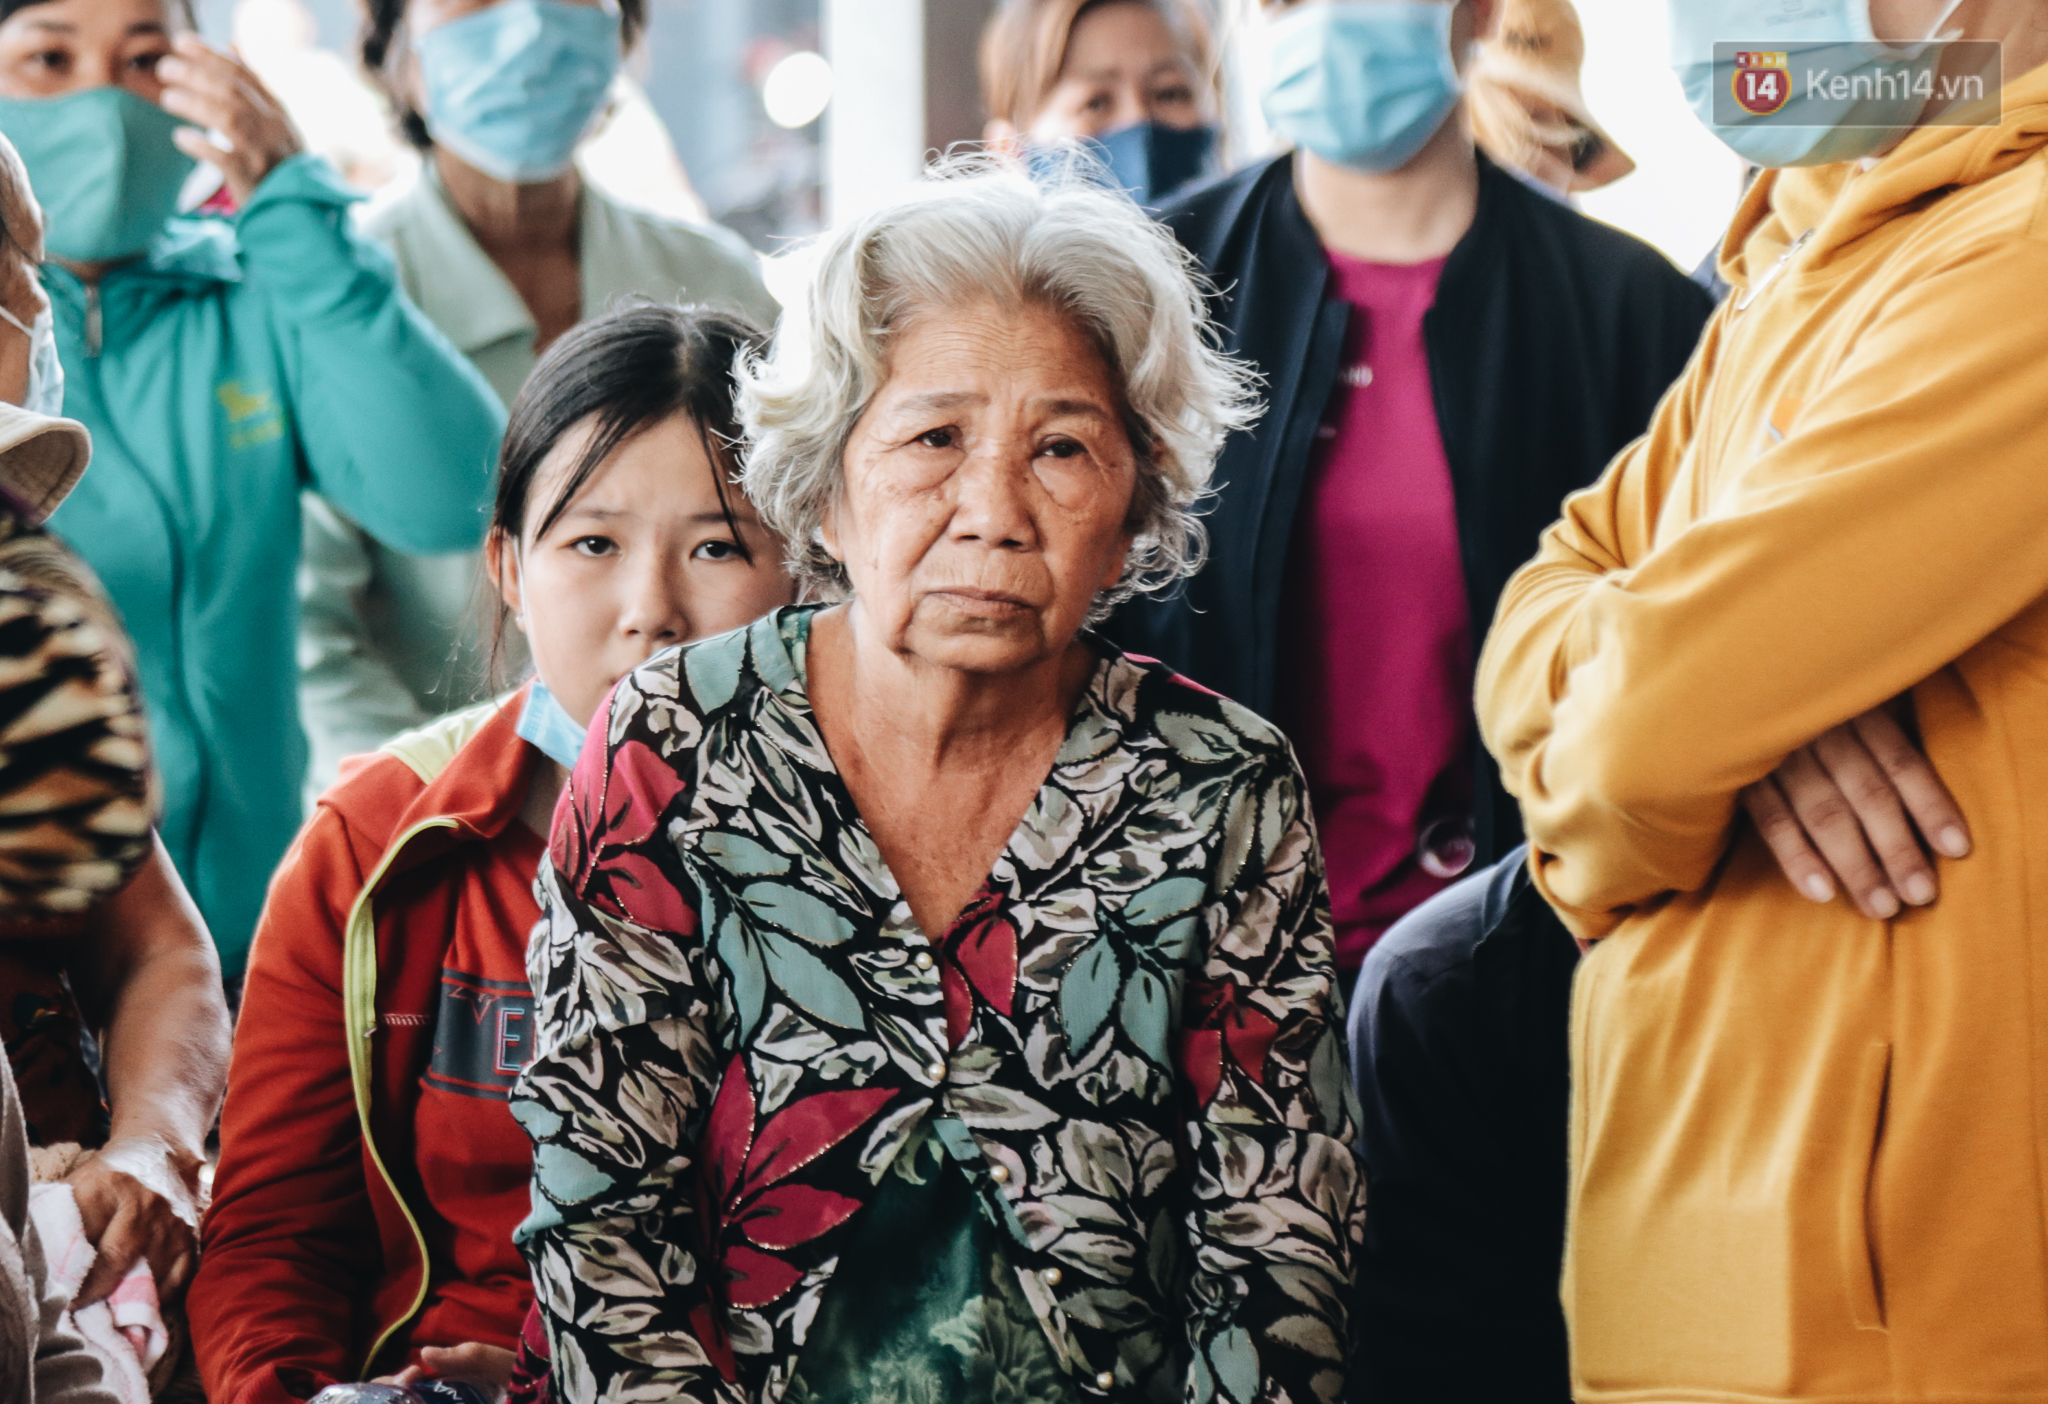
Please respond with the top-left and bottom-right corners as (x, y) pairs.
(1669, 0), (1968, 167)
(0, 301), (63, 418)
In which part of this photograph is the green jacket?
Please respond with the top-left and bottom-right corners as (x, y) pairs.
(46, 154), (505, 976)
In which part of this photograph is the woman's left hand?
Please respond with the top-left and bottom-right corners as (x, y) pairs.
(156, 36), (303, 204)
(65, 1136), (202, 1308)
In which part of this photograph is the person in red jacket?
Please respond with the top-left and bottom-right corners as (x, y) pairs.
(190, 303), (796, 1404)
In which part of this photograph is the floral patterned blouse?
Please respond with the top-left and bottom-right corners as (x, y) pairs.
(513, 606), (1363, 1404)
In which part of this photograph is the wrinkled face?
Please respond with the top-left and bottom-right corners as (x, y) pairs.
(0, 0), (174, 99)
(1026, 0), (1209, 140)
(825, 298), (1138, 678)
(0, 142), (45, 407)
(492, 410), (796, 727)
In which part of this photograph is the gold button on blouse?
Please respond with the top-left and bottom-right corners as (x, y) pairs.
(1096, 1371), (1116, 1390)
(913, 950), (934, 971)
(989, 1163), (1010, 1184)
(1041, 1266), (1062, 1286)
(925, 1061), (947, 1082)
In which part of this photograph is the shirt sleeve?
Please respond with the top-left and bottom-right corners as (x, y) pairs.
(297, 495), (434, 797)
(234, 154), (504, 557)
(513, 688), (739, 1404)
(1177, 754), (1364, 1404)
(192, 804), (387, 1404)
(1475, 234), (2048, 937)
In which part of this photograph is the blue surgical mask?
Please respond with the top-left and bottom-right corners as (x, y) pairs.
(415, 0), (621, 184)
(0, 303), (63, 419)
(1671, 0), (1965, 167)
(517, 678), (591, 768)
(1259, 1), (1465, 175)
(0, 87), (194, 263)
(1038, 121), (1218, 209)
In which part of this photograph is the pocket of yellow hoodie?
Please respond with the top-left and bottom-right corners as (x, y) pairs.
(1837, 1040), (1891, 1333)
(1562, 849), (1900, 1399)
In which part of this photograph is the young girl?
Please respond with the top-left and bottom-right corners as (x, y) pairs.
(191, 304), (795, 1404)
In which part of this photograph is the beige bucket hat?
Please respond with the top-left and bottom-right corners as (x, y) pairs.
(0, 401), (88, 524)
(1473, 0), (1636, 193)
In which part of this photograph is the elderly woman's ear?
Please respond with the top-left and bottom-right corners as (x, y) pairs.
(817, 498), (847, 567)
(1101, 531), (1136, 592)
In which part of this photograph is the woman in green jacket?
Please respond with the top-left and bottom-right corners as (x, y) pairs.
(0, 0), (505, 978)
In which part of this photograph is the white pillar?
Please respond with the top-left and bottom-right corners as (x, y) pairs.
(823, 0), (927, 227)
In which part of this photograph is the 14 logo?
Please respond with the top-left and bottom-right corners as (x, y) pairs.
(1733, 51), (1791, 116)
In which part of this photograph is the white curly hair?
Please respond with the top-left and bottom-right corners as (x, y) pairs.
(735, 153), (1262, 613)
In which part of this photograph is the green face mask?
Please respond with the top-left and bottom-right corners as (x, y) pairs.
(0, 87), (195, 263)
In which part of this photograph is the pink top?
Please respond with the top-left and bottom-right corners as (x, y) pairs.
(1277, 249), (1473, 971)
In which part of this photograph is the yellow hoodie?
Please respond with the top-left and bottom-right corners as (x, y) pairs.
(1477, 63), (2048, 1404)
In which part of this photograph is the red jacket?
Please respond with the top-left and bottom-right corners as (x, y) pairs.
(193, 693), (545, 1404)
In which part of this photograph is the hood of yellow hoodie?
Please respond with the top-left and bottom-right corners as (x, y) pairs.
(1717, 57), (2048, 291)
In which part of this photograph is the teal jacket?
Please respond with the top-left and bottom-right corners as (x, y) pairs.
(46, 154), (505, 977)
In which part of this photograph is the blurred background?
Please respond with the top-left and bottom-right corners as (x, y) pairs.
(191, 0), (1746, 271)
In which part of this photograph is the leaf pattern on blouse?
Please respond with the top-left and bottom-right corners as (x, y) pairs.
(512, 606), (1363, 1404)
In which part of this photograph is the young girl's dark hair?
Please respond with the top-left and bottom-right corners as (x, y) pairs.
(488, 300), (768, 665)
(360, 0), (646, 150)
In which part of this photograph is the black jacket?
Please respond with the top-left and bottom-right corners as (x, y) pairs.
(1346, 847), (1580, 1403)
(1107, 154), (1714, 864)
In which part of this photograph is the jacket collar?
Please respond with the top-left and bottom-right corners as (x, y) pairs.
(1193, 148), (1520, 314)
(1725, 58), (2048, 292)
(333, 687), (544, 872)
(378, 162), (644, 357)
(42, 217), (245, 298)
(377, 162), (560, 355)
(1174, 154), (1329, 345)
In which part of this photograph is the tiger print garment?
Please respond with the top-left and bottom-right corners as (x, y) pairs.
(0, 504), (153, 921)
(0, 498), (154, 1144)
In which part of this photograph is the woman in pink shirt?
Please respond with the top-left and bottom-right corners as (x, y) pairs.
(1107, 0), (1711, 971)
(1102, 0), (1711, 1398)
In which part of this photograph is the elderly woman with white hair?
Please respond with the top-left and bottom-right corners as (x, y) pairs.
(510, 161), (1362, 1404)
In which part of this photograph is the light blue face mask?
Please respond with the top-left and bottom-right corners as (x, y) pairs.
(0, 303), (63, 419)
(1670, 0), (1964, 167)
(1259, 1), (1465, 175)
(0, 87), (194, 263)
(517, 678), (592, 768)
(415, 0), (621, 184)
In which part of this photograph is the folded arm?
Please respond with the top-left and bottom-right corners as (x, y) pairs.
(1478, 239), (2048, 934)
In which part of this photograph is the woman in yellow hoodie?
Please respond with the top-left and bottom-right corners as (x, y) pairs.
(1477, 2), (2048, 1399)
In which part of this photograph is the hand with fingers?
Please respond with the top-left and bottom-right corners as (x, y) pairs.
(64, 1135), (204, 1308)
(378, 1342), (518, 1403)
(155, 34), (303, 205)
(1742, 704), (1973, 921)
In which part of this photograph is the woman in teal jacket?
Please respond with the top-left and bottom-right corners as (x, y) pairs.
(0, 0), (504, 976)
